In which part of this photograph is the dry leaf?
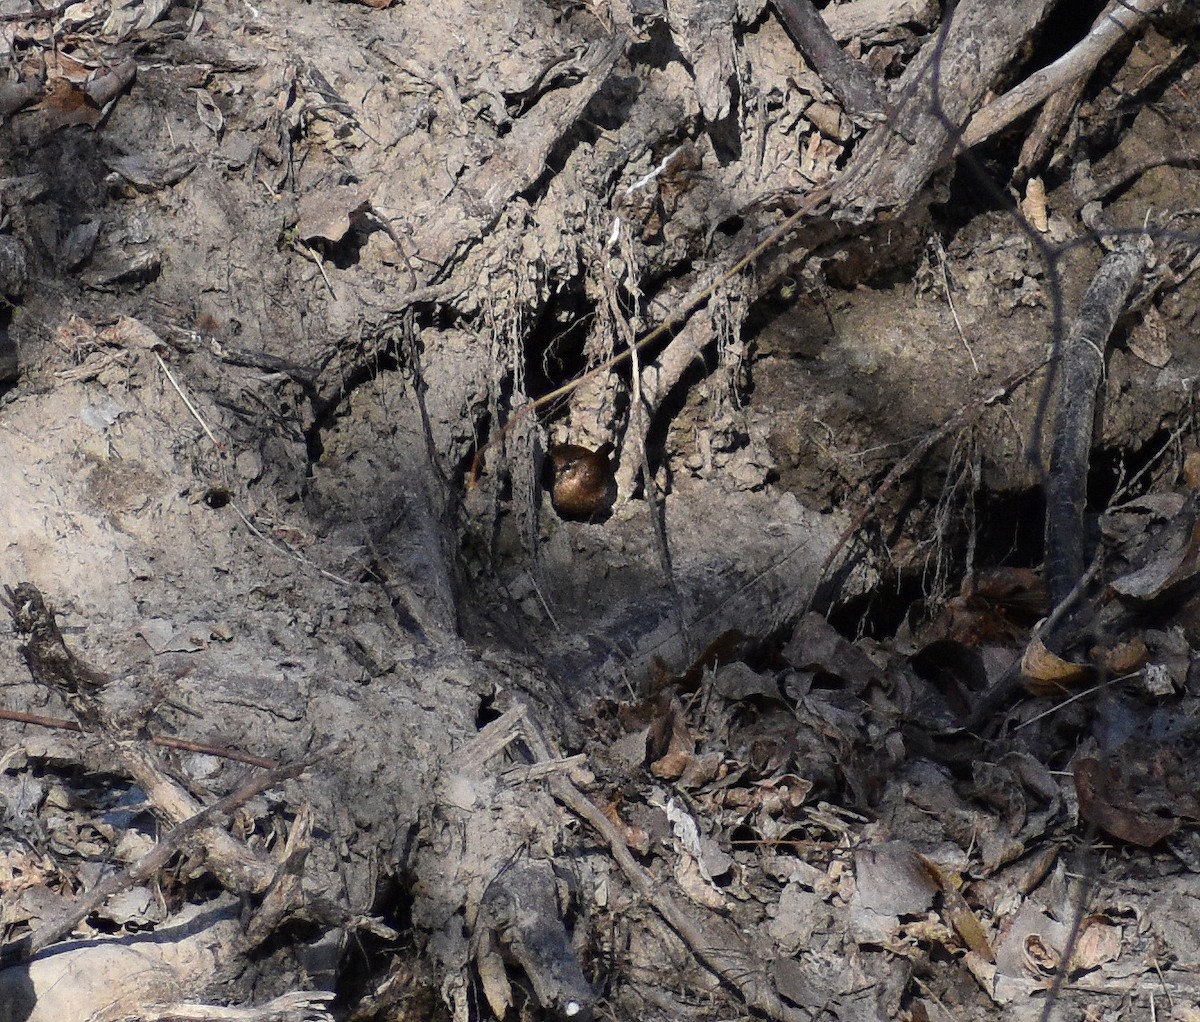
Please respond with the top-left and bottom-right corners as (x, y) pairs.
(1102, 638), (1148, 675)
(297, 186), (372, 244)
(918, 854), (994, 962)
(1070, 914), (1122, 971)
(1021, 177), (1048, 232)
(1073, 756), (1177, 847)
(193, 88), (224, 138)
(1020, 630), (1091, 695)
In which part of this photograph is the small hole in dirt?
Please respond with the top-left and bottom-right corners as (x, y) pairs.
(1089, 431), (1174, 508)
(202, 487), (232, 509)
(715, 214), (743, 237)
(827, 575), (927, 642)
(825, 485), (1047, 641)
(971, 487), (1045, 568)
(333, 870), (425, 1012)
(729, 824), (760, 851)
(523, 293), (596, 399)
(476, 691), (501, 729)
(372, 871), (415, 935)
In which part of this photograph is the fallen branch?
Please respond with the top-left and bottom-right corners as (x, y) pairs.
(835, 0), (1057, 215)
(4, 583), (284, 895)
(1044, 245), (1147, 607)
(962, 0), (1170, 150)
(772, 0), (885, 121)
(548, 774), (806, 1022)
(1, 749), (327, 964)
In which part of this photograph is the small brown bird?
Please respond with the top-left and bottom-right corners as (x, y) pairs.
(546, 442), (615, 521)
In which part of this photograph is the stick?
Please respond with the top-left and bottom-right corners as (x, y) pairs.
(548, 775), (806, 1022)
(962, 0), (1169, 150)
(771, 0), (886, 121)
(0, 707), (279, 769)
(1, 749), (328, 963)
(1044, 246), (1146, 607)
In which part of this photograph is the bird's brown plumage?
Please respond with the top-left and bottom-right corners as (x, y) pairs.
(547, 442), (615, 520)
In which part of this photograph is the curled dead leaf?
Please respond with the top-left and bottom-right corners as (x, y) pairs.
(1071, 914), (1122, 972)
(1020, 629), (1091, 696)
(1073, 756), (1177, 847)
(1022, 933), (1060, 978)
(1021, 176), (1048, 232)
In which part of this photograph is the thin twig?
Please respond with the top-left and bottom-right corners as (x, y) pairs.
(0, 707), (279, 768)
(1013, 671), (1137, 731)
(227, 501), (355, 587)
(155, 352), (227, 453)
(2, 746), (333, 963)
(805, 353), (1049, 614)
(935, 238), (979, 373)
(963, 556), (1104, 731)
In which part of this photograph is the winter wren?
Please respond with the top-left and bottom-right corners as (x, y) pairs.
(547, 442), (615, 521)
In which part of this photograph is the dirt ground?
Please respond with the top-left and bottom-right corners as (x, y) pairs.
(2, 1), (1200, 1021)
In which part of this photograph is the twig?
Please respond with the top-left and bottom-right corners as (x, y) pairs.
(806, 353), (1049, 613)
(1109, 413), (1195, 506)
(227, 501), (354, 587)
(962, 0), (1170, 149)
(1013, 670), (1136, 731)
(156, 353), (357, 589)
(771, 0), (886, 121)
(1017, 61), (1089, 177)
(0, 707), (279, 769)
(154, 352), (227, 454)
(0, 748), (328, 964)
(548, 774), (805, 1022)
(934, 237), (979, 373)
(5, 583), (283, 895)
(963, 556), (1103, 732)
(293, 239), (337, 299)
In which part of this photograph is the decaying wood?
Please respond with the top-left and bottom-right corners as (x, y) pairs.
(772, 0), (886, 121)
(962, 0), (1171, 151)
(1017, 69), (1088, 182)
(834, 0), (1056, 215)
(474, 859), (593, 1019)
(1044, 246), (1147, 607)
(821, 0), (939, 45)
(2, 752), (320, 965)
(665, 0), (739, 122)
(407, 32), (627, 272)
(3, 583), (284, 897)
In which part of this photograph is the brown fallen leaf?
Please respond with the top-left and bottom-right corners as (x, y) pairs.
(1020, 629), (1091, 696)
(1073, 756), (1177, 847)
(918, 854), (994, 963)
